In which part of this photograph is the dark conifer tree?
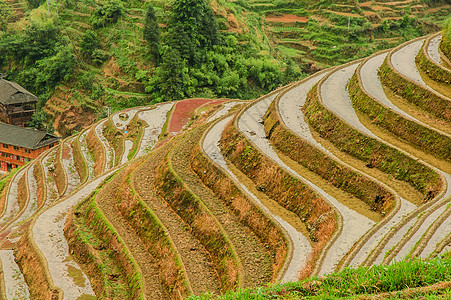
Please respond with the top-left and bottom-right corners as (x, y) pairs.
(165, 0), (219, 64)
(158, 47), (185, 100)
(143, 4), (160, 64)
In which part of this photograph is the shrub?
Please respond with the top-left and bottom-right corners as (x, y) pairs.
(91, 0), (124, 28)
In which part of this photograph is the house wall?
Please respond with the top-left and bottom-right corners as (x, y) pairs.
(0, 142), (57, 172)
(0, 103), (36, 127)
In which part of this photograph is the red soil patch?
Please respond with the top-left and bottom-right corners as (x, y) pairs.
(62, 144), (71, 160)
(265, 14), (308, 23)
(359, 1), (372, 7)
(376, 0), (413, 6)
(326, 10), (361, 18)
(363, 11), (378, 17)
(372, 5), (392, 11)
(423, 6), (448, 14)
(169, 99), (224, 133)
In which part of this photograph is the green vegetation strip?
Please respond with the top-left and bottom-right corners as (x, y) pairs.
(86, 125), (106, 177)
(264, 99), (395, 215)
(33, 159), (45, 208)
(219, 119), (337, 277)
(378, 51), (451, 123)
(348, 71), (451, 162)
(53, 144), (67, 196)
(126, 114), (146, 161)
(72, 133), (88, 184)
(117, 165), (191, 298)
(303, 83), (442, 197)
(416, 35), (451, 85)
(66, 174), (144, 299)
(155, 151), (241, 292)
(440, 20), (451, 62)
(103, 117), (125, 166)
(188, 255), (451, 300)
(192, 124), (289, 282)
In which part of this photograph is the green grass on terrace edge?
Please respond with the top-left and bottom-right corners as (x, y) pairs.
(188, 254), (451, 299)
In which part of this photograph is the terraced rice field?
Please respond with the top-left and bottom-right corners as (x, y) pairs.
(0, 33), (450, 299)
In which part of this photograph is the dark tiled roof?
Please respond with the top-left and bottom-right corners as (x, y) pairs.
(0, 79), (38, 105)
(0, 123), (60, 150)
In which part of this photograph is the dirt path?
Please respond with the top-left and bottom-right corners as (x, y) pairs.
(171, 129), (272, 288)
(32, 174), (112, 299)
(121, 140), (133, 165)
(133, 145), (222, 295)
(78, 130), (95, 181)
(0, 250), (30, 299)
(95, 120), (115, 170)
(95, 170), (165, 300)
(428, 35), (443, 65)
(238, 93), (374, 276)
(204, 116), (309, 282)
(0, 167), (27, 228)
(136, 103), (173, 158)
(62, 137), (81, 195)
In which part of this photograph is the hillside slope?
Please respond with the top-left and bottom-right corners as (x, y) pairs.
(0, 0), (449, 136)
(0, 30), (449, 299)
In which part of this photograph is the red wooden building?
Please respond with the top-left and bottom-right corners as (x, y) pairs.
(0, 123), (60, 172)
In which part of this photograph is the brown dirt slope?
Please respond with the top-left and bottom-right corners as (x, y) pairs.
(170, 126), (272, 289)
(132, 142), (222, 296)
(95, 168), (166, 299)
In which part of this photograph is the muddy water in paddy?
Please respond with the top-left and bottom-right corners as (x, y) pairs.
(239, 93), (374, 275)
(428, 35), (443, 65)
(33, 173), (111, 299)
(136, 103), (173, 158)
(63, 137), (81, 195)
(1, 164), (39, 246)
(121, 140), (133, 164)
(112, 108), (139, 131)
(0, 167), (27, 228)
(0, 249), (30, 299)
(391, 39), (426, 86)
(322, 60), (451, 265)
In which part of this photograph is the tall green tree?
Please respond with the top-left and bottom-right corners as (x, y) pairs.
(157, 47), (186, 100)
(143, 4), (160, 64)
(166, 0), (218, 64)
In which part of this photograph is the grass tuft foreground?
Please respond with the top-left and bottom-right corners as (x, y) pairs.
(189, 254), (451, 299)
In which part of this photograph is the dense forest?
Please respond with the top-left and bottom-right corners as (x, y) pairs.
(0, 0), (448, 135)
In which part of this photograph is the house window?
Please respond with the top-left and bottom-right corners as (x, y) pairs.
(25, 149), (31, 154)
(14, 146), (19, 151)
(2, 144), (8, 148)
